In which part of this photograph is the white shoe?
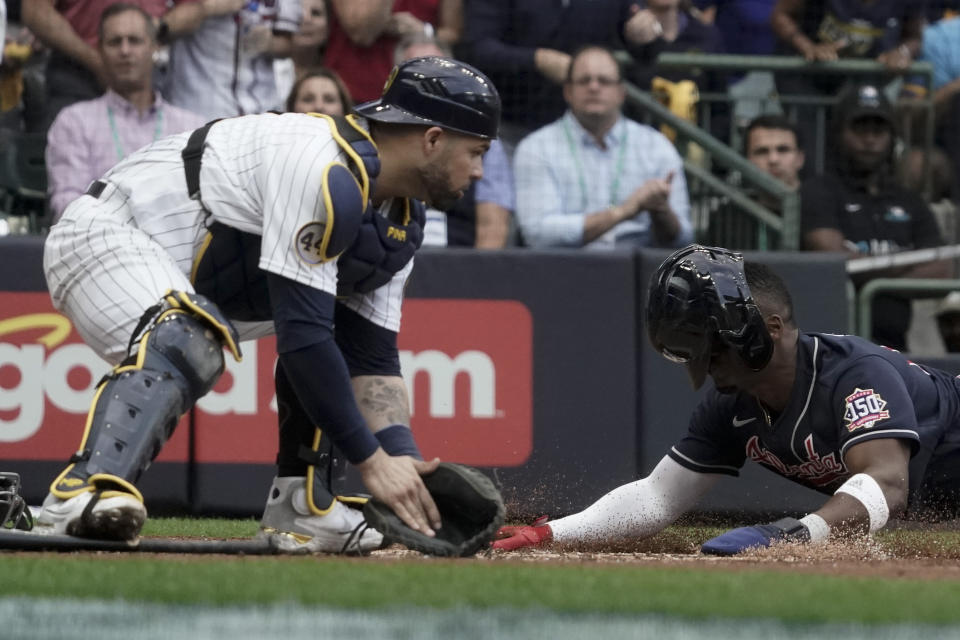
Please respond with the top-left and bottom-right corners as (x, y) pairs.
(34, 491), (146, 541)
(258, 477), (383, 554)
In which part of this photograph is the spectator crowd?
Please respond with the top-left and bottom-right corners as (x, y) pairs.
(2, 0), (960, 350)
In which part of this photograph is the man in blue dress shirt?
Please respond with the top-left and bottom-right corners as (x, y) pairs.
(513, 45), (692, 250)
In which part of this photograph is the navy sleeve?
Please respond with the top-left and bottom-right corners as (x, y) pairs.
(832, 355), (922, 462)
(669, 392), (747, 476)
(334, 304), (401, 377)
(267, 273), (380, 464)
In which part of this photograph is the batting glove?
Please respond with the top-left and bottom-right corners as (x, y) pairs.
(492, 516), (552, 551)
(700, 517), (811, 556)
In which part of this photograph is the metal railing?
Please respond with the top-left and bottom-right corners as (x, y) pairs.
(622, 79), (800, 249)
(857, 278), (960, 339)
(616, 53), (938, 252)
(850, 245), (960, 337)
(653, 53), (936, 186)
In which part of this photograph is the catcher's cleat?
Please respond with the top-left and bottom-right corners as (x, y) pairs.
(34, 489), (146, 541)
(257, 477), (383, 554)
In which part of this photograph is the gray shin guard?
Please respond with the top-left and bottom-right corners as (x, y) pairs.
(52, 305), (234, 500)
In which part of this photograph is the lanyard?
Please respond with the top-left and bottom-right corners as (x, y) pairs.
(107, 104), (164, 162)
(561, 116), (629, 211)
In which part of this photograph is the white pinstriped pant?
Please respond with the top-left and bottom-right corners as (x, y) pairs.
(44, 182), (273, 365)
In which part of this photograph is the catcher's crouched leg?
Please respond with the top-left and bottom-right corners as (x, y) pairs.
(259, 364), (382, 554)
(363, 462), (505, 557)
(36, 291), (240, 541)
(259, 425), (383, 554)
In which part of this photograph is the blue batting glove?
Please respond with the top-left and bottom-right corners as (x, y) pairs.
(701, 518), (810, 556)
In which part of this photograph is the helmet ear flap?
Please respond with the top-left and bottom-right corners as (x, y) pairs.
(719, 304), (774, 371)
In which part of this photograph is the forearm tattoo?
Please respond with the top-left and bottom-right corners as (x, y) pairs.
(354, 375), (410, 427)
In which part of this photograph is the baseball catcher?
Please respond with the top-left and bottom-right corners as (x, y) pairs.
(33, 56), (502, 552)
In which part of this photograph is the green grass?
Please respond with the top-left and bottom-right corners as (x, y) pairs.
(3, 553), (960, 624)
(140, 517), (259, 539)
(4, 518), (960, 624)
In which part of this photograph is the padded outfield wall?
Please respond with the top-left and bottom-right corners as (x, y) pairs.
(3, 235), (941, 519)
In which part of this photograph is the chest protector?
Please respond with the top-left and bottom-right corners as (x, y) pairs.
(331, 117), (425, 296)
(189, 114), (423, 319)
(337, 195), (426, 296)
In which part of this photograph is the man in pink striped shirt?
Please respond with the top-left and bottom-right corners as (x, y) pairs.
(46, 3), (204, 220)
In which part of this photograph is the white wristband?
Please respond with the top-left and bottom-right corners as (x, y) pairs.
(799, 513), (830, 543)
(835, 473), (889, 532)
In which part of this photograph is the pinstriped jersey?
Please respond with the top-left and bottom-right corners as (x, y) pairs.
(86, 112), (408, 331)
(669, 332), (960, 503)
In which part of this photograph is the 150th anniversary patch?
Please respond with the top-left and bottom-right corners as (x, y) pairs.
(843, 387), (890, 432)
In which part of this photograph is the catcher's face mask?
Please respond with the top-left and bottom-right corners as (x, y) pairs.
(0, 472), (33, 531)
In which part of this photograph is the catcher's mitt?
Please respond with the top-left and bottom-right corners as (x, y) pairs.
(363, 462), (504, 557)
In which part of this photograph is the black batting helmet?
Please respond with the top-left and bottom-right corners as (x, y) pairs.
(1, 472), (33, 531)
(355, 57), (501, 139)
(646, 245), (774, 390)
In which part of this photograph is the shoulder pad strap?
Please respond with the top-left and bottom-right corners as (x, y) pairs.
(181, 119), (222, 201)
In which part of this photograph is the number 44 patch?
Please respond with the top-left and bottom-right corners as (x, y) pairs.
(843, 388), (890, 432)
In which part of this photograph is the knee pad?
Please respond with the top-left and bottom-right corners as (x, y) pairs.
(52, 292), (240, 499)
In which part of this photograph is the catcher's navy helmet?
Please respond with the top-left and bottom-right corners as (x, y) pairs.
(355, 57), (501, 139)
(646, 245), (773, 390)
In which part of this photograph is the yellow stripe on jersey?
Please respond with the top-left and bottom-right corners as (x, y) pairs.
(190, 231), (214, 285)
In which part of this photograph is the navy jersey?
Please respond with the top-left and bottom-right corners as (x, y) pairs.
(800, 174), (944, 257)
(669, 332), (960, 504)
(793, 0), (922, 58)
